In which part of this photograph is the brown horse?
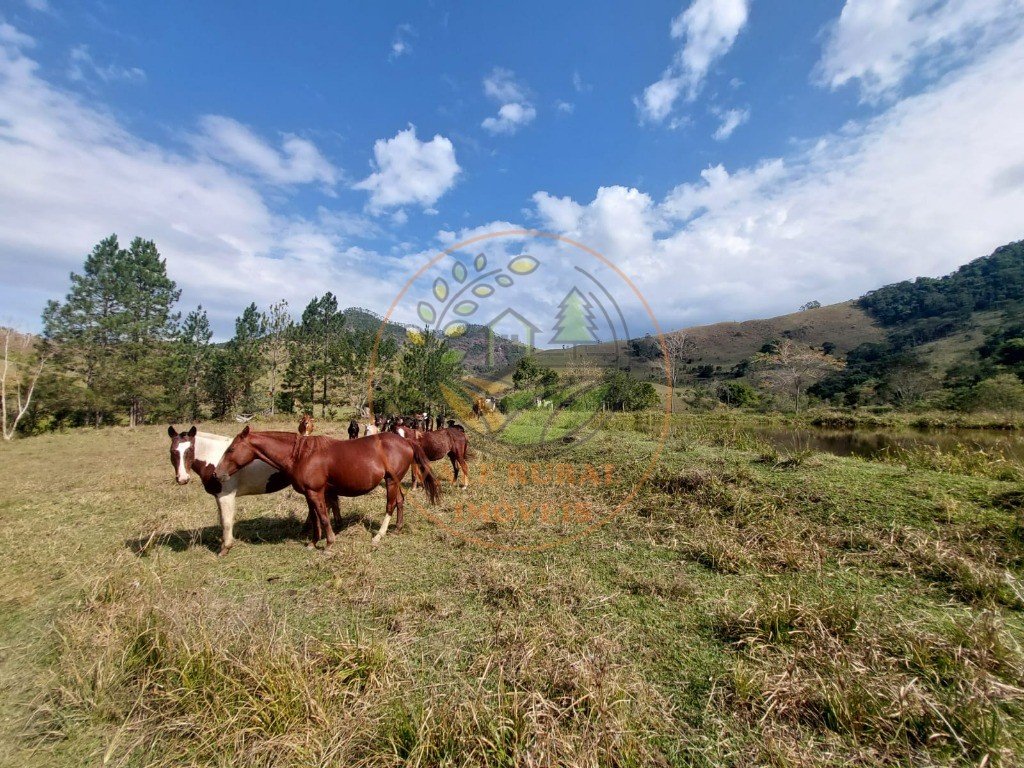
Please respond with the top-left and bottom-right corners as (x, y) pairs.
(298, 414), (315, 435)
(215, 427), (441, 548)
(393, 425), (470, 489)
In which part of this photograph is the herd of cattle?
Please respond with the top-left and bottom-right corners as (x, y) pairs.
(168, 410), (473, 554)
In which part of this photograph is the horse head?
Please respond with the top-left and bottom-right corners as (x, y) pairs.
(168, 425), (198, 485)
(298, 414), (315, 435)
(215, 425), (257, 482)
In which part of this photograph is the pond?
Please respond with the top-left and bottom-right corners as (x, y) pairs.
(750, 425), (1024, 463)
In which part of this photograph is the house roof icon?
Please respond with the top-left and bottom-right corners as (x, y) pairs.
(486, 308), (542, 365)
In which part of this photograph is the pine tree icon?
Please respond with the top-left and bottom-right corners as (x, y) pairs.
(550, 287), (599, 345)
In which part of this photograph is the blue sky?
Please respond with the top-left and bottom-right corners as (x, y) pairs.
(1, 0), (1023, 340)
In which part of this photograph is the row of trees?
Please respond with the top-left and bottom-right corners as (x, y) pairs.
(14, 234), (464, 433)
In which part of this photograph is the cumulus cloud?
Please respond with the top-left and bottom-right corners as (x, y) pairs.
(0, 25), (398, 336)
(481, 68), (536, 135)
(638, 0), (749, 123)
(354, 126), (460, 210)
(711, 107), (749, 140)
(67, 45), (145, 84)
(817, 0), (1024, 101)
(192, 115), (338, 187)
(541, 35), (1024, 330)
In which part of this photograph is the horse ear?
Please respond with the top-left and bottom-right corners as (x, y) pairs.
(168, 425), (177, 438)
(241, 425), (250, 437)
(187, 426), (197, 438)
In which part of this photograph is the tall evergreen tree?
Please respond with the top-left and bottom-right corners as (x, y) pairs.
(264, 299), (292, 415)
(42, 234), (180, 426)
(285, 293), (346, 416)
(171, 305), (213, 420)
(228, 302), (267, 413)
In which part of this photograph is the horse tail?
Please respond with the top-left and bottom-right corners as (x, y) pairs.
(410, 440), (442, 505)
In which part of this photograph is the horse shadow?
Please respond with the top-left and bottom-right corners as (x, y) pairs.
(126, 511), (376, 556)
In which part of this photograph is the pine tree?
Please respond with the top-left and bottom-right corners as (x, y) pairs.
(172, 306), (213, 420)
(285, 293), (346, 416)
(42, 235), (180, 426)
(229, 303), (267, 413)
(264, 299), (292, 415)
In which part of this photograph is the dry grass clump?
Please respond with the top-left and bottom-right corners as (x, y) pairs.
(41, 573), (396, 767)
(38, 567), (670, 768)
(879, 527), (1024, 608)
(710, 594), (1024, 765)
(641, 465), (826, 574)
(881, 443), (1023, 482)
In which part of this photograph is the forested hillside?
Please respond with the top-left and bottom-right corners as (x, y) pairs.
(5, 236), (1024, 435)
(624, 239), (1024, 412)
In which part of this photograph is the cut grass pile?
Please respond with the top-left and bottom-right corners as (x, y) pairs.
(0, 415), (1022, 766)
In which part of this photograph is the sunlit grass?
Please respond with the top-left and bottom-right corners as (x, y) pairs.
(1, 413), (1023, 766)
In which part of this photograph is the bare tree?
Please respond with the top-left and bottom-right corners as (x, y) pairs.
(753, 339), (844, 412)
(2, 327), (49, 440)
(663, 333), (697, 386)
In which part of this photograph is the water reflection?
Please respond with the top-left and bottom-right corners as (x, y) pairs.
(751, 426), (1024, 462)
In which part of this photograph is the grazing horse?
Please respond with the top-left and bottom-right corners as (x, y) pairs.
(215, 427), (441, 548)
(298, 414), (315, 435)
(347, 419), (360, 440)
(392, 424), (470, 489)
(167, 425), (341, 555)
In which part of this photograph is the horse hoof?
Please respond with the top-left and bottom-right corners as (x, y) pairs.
(217, 544), (233, 556)
(371, 535), (382, 546)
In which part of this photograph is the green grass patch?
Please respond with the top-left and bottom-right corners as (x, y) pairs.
(1, 414), (1023, 766)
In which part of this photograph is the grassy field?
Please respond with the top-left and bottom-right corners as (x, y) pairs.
(1, 415), (1023, 767)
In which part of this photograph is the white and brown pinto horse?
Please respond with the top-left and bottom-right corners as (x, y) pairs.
(168, 425), (324, 555)
(215, 427), (441, 548)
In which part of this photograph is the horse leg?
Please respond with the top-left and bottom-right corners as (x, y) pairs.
(303, 498), (321, 547)
(455, 450), (469, 489)
(215, 493), (237, 556)
(448, 452), (461, 487)
(327, 490), (341, 530)
(372, 477), (403, 544)
(309, 490), (335, 550)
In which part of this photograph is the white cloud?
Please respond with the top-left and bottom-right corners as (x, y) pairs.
(555, 99), (574, 115)
(481, 68), (536, 135)
(0, 25), (398, 336)
(354, 126), (460, 210)
(532, 192), (584, 232)
(0, 22), (35, 48)
(24, 0), (50, 12)
(711, 107), (749, 140)
(817, 0), (1024, 101)
(638, 0), (750, 123)
(67, 45), (145, 84)
(541, 35), (1024, 330)
(389, 24), (415, 60)
(192, 115), (338, 187)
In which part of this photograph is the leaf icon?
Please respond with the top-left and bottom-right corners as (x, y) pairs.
(443, 321), (467, 337)
(433, 278), (449, 302)
(454, 301), (478, 316)
(472, 284), (494, 298)
(417, 302), (436, 325)
(474, 253), (487, 272)
(496, 275), (514, 287)
(508, 255), (539, 275)
(452, 262), (468, 283)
